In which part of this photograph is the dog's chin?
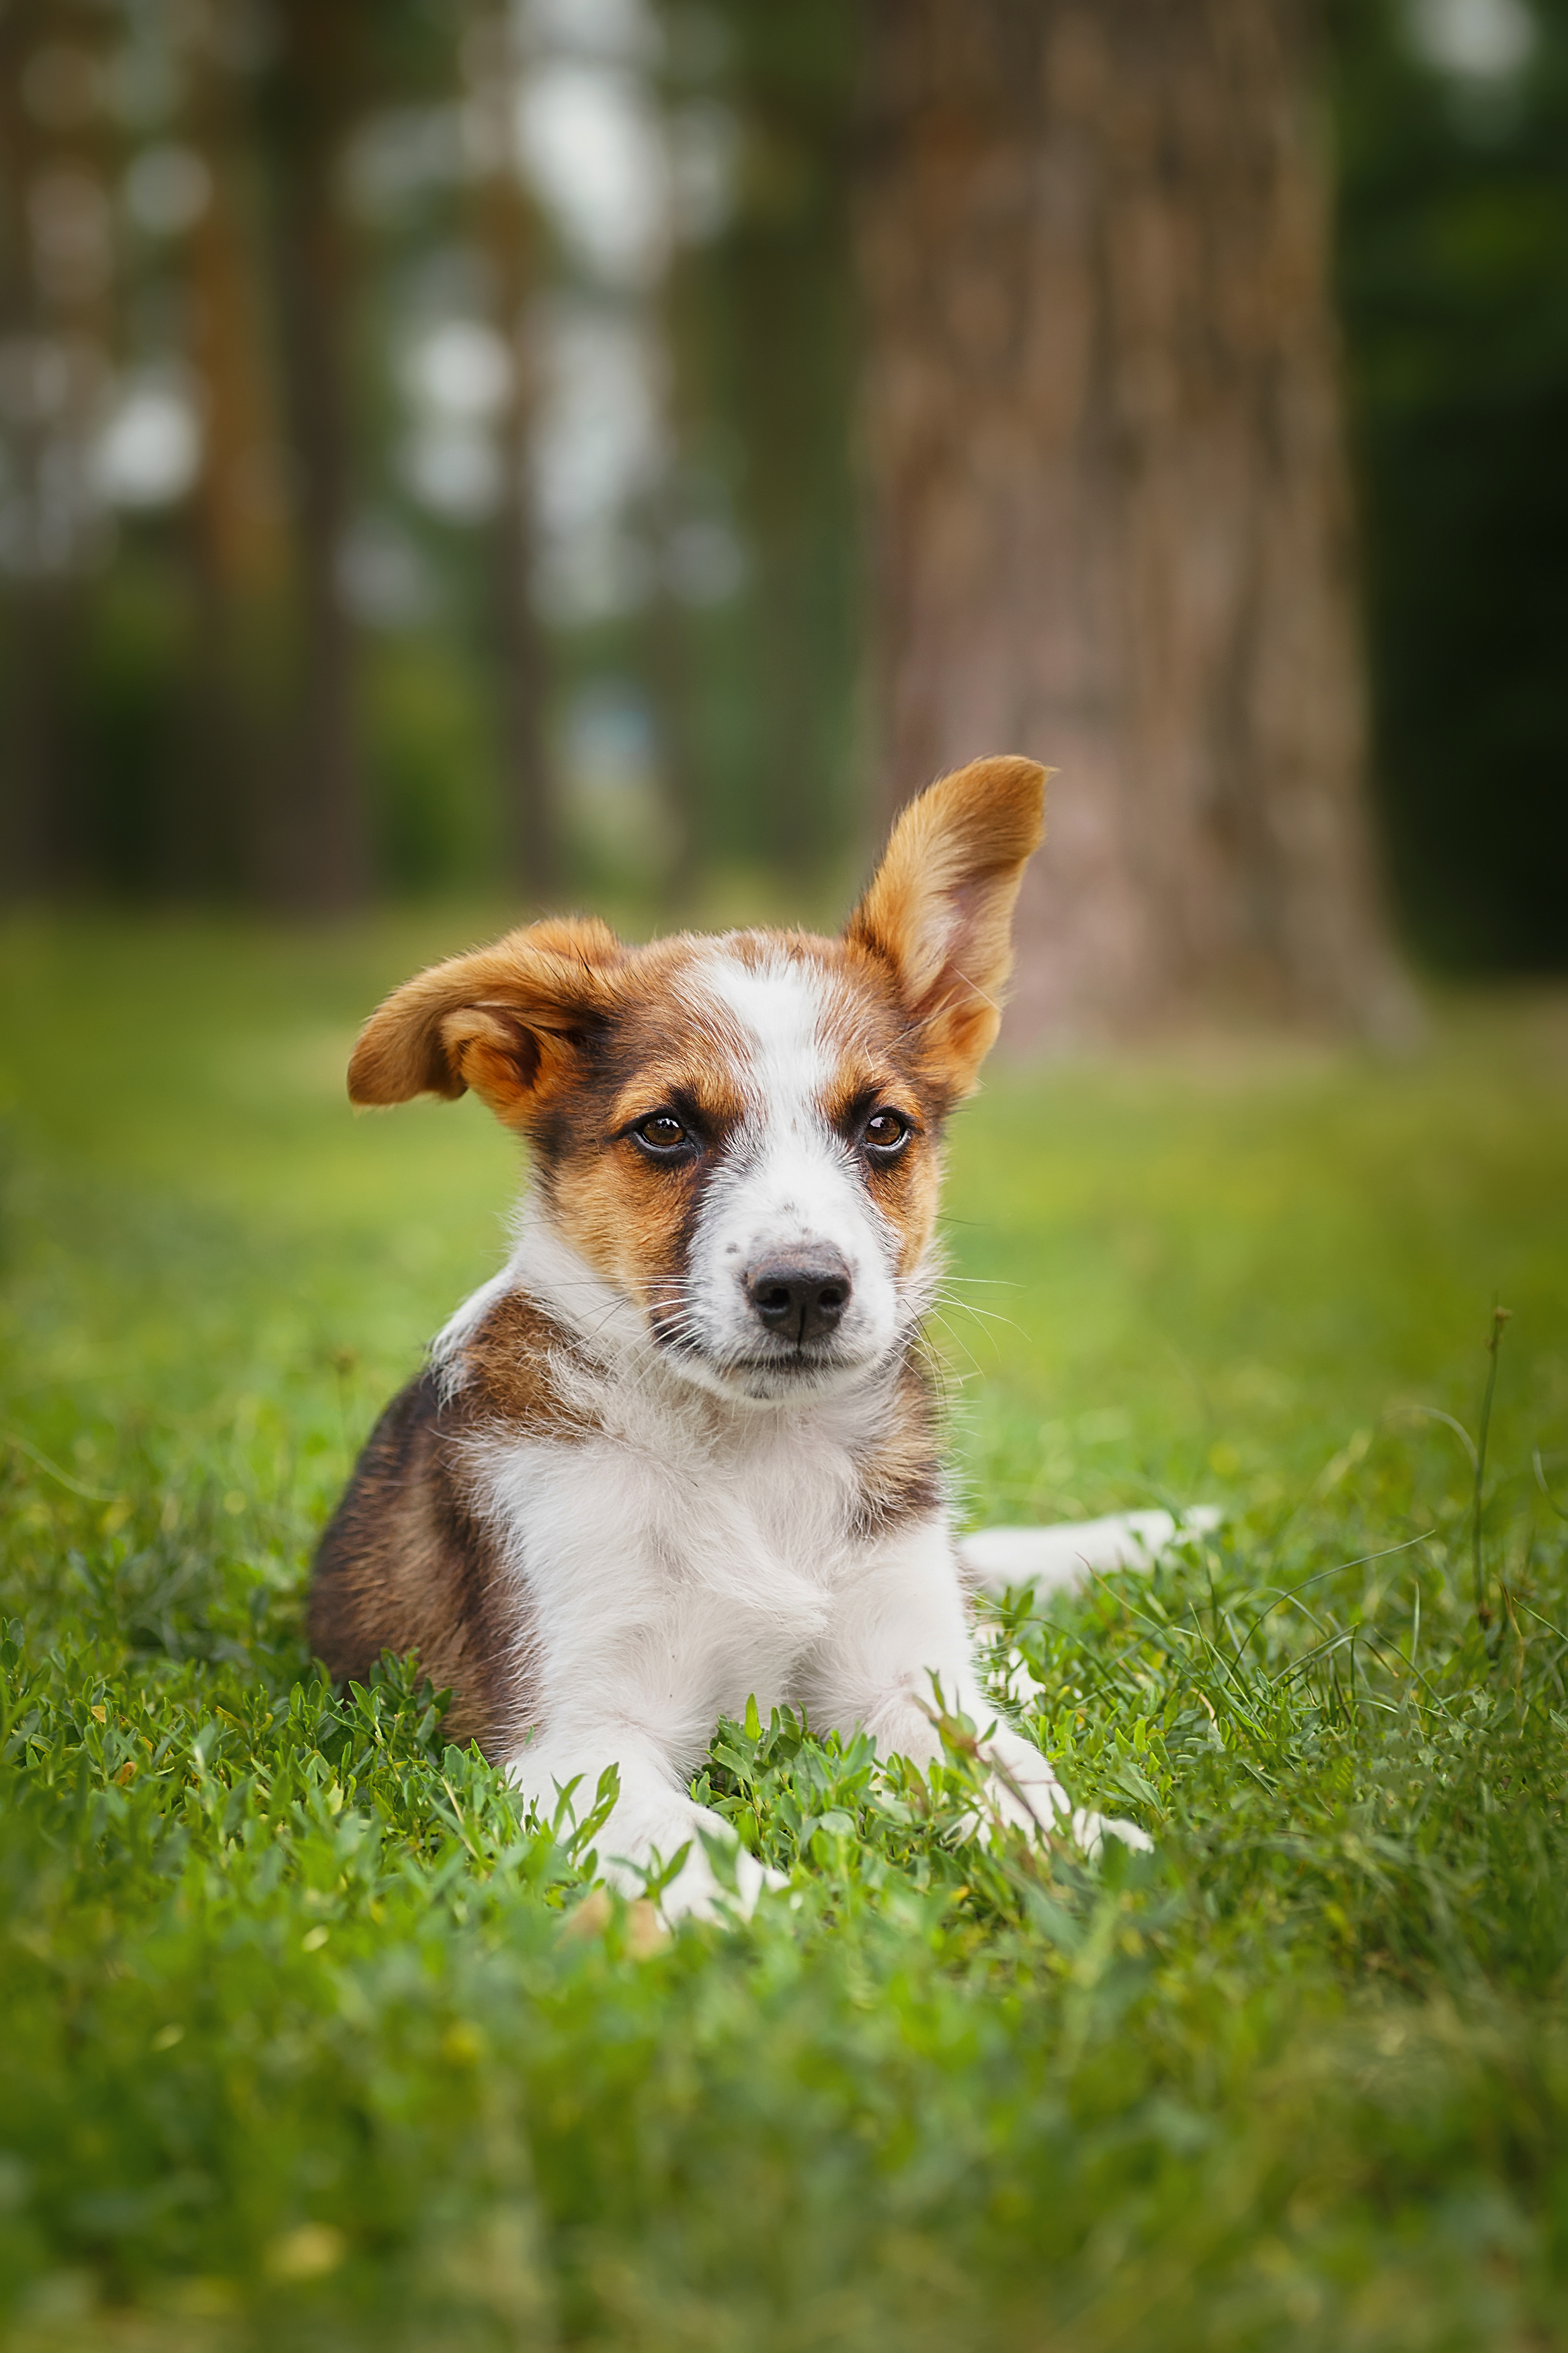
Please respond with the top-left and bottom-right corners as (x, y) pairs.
(726, 1354), (874, 1405)
(652, 1331), (888, 1406)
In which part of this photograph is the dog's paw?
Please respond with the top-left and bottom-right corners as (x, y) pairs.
(725, 1843), (792, 1913)
(971, 1768), (1153, 1861)
(1063, 1807), (1153, 1858)
(973, 1735), (1155, 1862)
(653, 1825), (788, 1925)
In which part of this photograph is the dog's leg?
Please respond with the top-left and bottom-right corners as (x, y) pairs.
(507, 1722), (781, 1924)
(807, 1519), (1151, 1856)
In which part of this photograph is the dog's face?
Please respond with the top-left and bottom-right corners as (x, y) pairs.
(348, 756), (1045, 1402)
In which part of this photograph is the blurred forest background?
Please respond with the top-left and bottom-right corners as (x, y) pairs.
(0, 0), (1564, 1039)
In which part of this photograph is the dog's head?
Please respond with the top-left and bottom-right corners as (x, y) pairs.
(349, 755), (1044, 1401)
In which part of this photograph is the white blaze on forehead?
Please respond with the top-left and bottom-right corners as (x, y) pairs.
(698, 949), (833, 1119)
(667, 946), (905, 1394)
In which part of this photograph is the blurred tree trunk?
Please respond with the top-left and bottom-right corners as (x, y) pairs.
(0, 0), (54, 902)
(260, 0), (366, 912)
(175, 26), (293, 900)
(645, 218), (712, 909)
(645, 463), (705, 908)
(468, 9), (556, 903)
(716, 7), (860, 882)
(0, 0), (104, 901)
(858, 0), (1409, 1039)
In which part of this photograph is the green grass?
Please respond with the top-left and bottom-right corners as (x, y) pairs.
(3, 915), (1568, 2352)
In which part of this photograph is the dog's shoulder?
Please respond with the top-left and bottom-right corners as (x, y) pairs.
(308, 1365), (497, 1744)
(441, 1282), (594, 1442)
(308, 1281), (588, 1749)
(844, 1345), (944, 1540)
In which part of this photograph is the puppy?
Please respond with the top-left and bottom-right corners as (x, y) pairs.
(311, 755), (1147, 1918)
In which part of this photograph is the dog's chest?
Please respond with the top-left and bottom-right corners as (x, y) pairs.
(478, 1410), (870, 1702)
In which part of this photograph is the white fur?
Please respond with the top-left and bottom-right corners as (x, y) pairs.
(960, 1507), (1224, 1597)
(448, 1207), (1149, 1923)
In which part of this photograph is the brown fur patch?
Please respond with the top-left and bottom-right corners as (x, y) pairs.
(848, 1348), (944, 1539)
(814, 1029), (943, 1275)
(844, 755), (1047, 1100)
(458, 1291), (595, 1437)
(308, 1292), (586, 1753)
(541, 955), (753, 1320)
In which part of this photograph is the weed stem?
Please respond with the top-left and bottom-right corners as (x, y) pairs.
(1473, 1303), (1512, 1628)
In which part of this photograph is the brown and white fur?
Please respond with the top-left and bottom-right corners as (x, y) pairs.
(311, 756), (1148, 1919)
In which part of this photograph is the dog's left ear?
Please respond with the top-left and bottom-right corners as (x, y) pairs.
(845, 754), (1047, 1095)
(346, 916), (622, 1129)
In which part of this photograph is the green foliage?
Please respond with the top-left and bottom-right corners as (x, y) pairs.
(1333, 0), (1568, 970)
(363, 639), (505, 898)
(3, 922), (1568, 2348)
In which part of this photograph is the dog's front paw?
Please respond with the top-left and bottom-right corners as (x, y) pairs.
(978, 1753), (1154, 1860)
(720, 1840), (791, 1915)
(1063, 1806), (1153, 1858)
(651, 1819), (788, 1925)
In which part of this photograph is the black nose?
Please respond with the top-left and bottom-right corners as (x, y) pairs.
(746, 1251), (853, 1346)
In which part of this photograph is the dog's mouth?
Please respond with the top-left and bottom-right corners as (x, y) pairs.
(645, 1308), (874, 1395)
(712, 1351), (874, 1402)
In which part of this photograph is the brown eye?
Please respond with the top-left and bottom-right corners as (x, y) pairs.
(633, 1112), (690, 1156)
(863, 1109), (912, 1158)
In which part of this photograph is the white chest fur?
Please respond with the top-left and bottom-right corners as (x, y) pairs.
(468, 1363), (898, 1764)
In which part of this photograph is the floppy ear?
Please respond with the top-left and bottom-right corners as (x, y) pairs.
(347, 916), (622, 1129)
(845, 755), (1047, 1095)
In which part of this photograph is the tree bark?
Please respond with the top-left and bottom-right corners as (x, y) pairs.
(260, 0), (366, 912)
(0, 0), (108, 900)
(0, 0), (55, 902)
(858, 0), (1409, 1040)
(714, 7), (860, 883)
(469, 6), (556, 904)
(174, 24), (293, 900)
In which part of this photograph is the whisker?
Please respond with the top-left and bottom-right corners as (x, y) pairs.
(928, 1291), (1029, 1345)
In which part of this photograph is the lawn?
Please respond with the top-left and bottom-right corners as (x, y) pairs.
(3, 914), (1568, 2352)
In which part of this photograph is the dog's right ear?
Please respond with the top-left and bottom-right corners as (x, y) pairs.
(347, 916), (622, 1129)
